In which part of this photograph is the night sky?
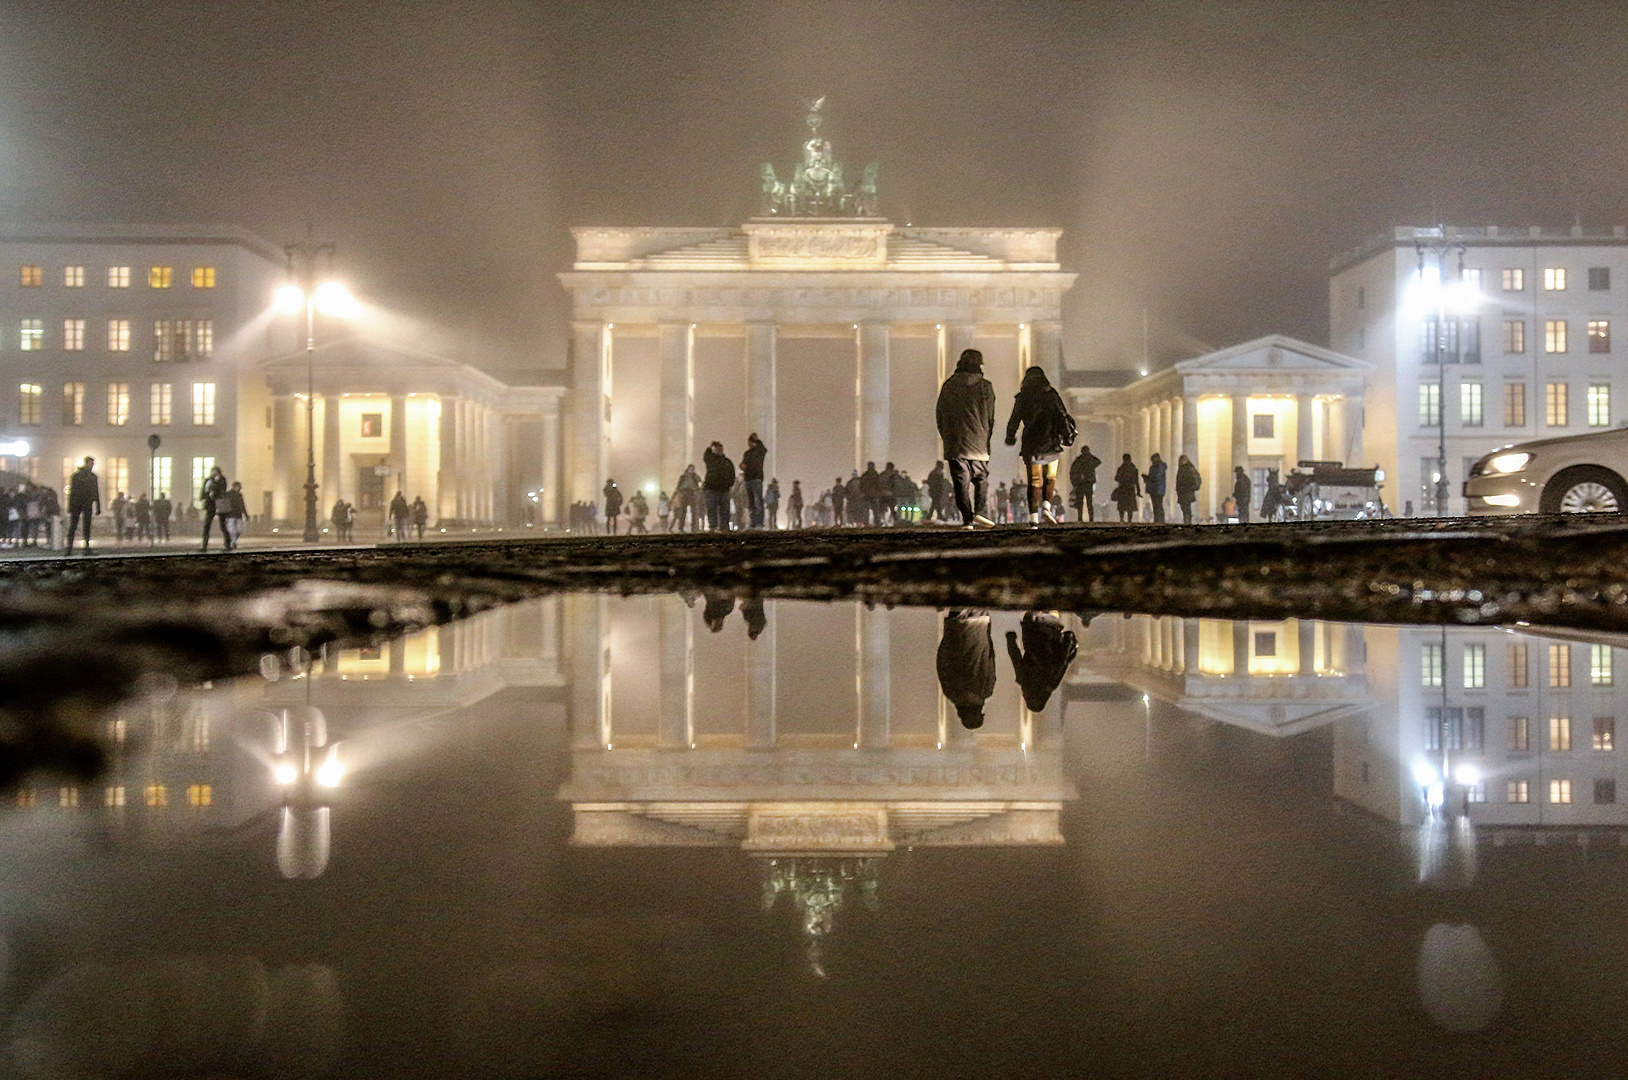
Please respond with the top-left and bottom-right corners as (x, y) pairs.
(3, 0), (1626, 381)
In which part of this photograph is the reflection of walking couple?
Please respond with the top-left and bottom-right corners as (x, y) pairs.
(936, 610), (1078, 728)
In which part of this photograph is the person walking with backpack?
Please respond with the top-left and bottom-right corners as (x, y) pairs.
(1175, 454), (1202, 524)
(936, 349), (997, 528)
(1004, 365), (1076, 526)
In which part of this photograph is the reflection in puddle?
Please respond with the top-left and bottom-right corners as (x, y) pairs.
(4, 595), (1628, 1071)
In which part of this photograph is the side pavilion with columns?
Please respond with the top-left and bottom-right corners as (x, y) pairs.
(557, 222), (1077, 509)
(1070, 335), (1372, 522)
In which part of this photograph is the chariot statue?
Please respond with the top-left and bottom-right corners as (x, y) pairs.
(758, 98), (879, 218)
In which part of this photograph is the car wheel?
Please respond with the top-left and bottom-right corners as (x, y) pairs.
(1540, 467), (1628, 513)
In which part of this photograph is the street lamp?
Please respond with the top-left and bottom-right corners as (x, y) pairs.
(275, 230), (358, 543)
(1413, 226), (1479, 517)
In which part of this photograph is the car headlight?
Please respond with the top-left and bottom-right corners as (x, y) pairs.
(1486, 452), (1532, 475)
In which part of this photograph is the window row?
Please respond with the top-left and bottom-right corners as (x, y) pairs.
(1428, 318), (1616, 361)
(1502, 778), (1615, 804)
(1506, 715), (1617, 753)
(1419, 381), (1610, 428)
(16, 784), (213, 808)
(16, 318), (213, 359)
(1421, 641), (1611, 688)
(16, 381), (213, 426)
(1498, 267), (1611, 292)
(17, 265), (215, 289)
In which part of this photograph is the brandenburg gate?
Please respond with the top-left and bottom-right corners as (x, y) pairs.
(557, 104), (1077, 511)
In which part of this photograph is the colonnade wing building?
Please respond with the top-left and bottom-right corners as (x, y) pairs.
(0, 223), (562, 529)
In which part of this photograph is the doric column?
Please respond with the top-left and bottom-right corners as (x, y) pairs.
(659, 323), (694, 491)
(1232, 620), (1250, 676)
(1230, 393), (1250, 476)
(570, 594), (609, 749)
(493, 413), (511, 526)
(388, 394), (407, 497)
(322, 395), (342, 507)
(1296, 393), (1315, 467)
(858, 606), (890, 749)
(746, 608), (777, 751)
(658, 595), (693, 750)
(272, 395), (296, 521)
(1298, 619), (1317, 675)
(746, 322), (777, 477)
(437, 395), (457, 523)
(570, 321), (609, 507)
(1182, 618), (1201, 675)
(857, 323), (890, 471)
(1343, 394), (1365, 465)
(945, 323), (977, 369)
(539, 400), (560, 526)
(1034, 321), (1064, 386)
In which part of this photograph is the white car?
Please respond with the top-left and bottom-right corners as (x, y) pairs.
(1464, 427), (1628, 514)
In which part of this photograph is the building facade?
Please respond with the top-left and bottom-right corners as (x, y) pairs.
(1330, 224), (1628, 516)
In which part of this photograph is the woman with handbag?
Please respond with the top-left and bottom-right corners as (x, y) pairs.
(200, 465), (233, 552)
(1003, 366), (1076, 526)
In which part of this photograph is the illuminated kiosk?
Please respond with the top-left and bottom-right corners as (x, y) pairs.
(557, 103), (1077, 511)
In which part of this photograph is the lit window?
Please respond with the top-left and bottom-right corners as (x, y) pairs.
(1421, 642), (1443, 687)
(194, 319), (213, 357)
(144, 784), (167, 808)
(1510, 716), (1531, 751)
(1551, 715), (1572, 751)
(192, 382), (215, 426)
(18, 384), (42, 426)
(1545, 319), (1568, 353)
(1592, 643), (1613, 685)
(107, 318), (130, 351)
(1545, 267), (1567, 291)
(191, 266), (216, 288)
(1546, 382), (1569, 427)
(107, 382), (129, 426)
(18, 265), (41, 287)
(1509, 642), (1529, 687)
(184, 711), (210, 752)
(1507, 779), (1530, 804)
(150, 383), (172, 426)
(1462, 268), (1482, 290)
(15, 789), (36, 809)
(105, 457), (128, 497)
(107, 266), (129, 288)
(61, 382), (83, 426)
(148, 266), (172, 288)
(1589, 320), (1612, 353)
(1590, 267), (1611, 291)
(1593, 717), (1615, 751)
(154, 319), (182, 361)
(1252, 414), (1274, 439)
(1418, 384), (1441, 427)
(1465, 782), (1486, 803)
(1503, 268), (1525, 291)
(58, 786), (78, 808)
(1504, 382), (1527, 427)
(1550, 643), (1572, 687)
(62, 318), (84, 351)
(1503, 319), (1525, 354)
(1550, 778), (1573, 803)
(63, 265), (83, 287)
(191, 457), (215, 503)
(1589, 384), (1610, 428)
(1460, 383), (1483, 427)
(151, 455), (172, 497)
(104, 786), (125, 807)
(19, 319), (42, 351)
(1463, 642), (1485, 688)
(186, 783), (211, 807)
(1597, 778), (1617, 804)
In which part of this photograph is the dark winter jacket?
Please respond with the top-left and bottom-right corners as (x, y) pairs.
(67, 466), (100, 514)
(602, 482), (623, 516)
(1006, 613), (1078, 712)
(702, 448), (736, 491)
(1144, 459), (1168, 498)
(1070, 449), (1101, 491)
(935, 355), (996, 461)
(1232, 471), (1253, 504)
(1176, 461), (1202, 502)
(390, 493), (410, 521)
(741, 440), (767, 482)
(937, 610), (997, 729)
(201, 472), (228, 511)
(1004, 369), (1074, 459)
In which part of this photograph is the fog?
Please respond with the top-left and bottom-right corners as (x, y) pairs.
(3, 0), (1627, 380)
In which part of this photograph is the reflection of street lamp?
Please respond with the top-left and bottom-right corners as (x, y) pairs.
(275, 229), (358, 543)
(1412, 227), (1480, 516)
(270, 702), (343, 880)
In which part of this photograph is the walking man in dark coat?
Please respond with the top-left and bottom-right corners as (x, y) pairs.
(1232, 466), (1253, 524)
(66, 456), (99, 553)
(1143, 453), (1168, 524)
(935, 348), (997, 528)
(938, 610), (997, 729)
(742, 433), (768, 529)
(602, 479), (623, 535)
(389, 490), (411, 541)
(1175, 454), (1202, 525)
(1069, 445), (1101, 522)
(702, 442), (735, 532)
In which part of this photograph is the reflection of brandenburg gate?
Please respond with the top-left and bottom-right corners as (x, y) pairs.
(555, 111), (1076, 509)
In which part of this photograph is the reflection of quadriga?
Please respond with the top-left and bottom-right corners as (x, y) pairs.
(759, 98), (879, 218)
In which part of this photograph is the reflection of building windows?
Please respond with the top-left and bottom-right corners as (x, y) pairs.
(61, 382), (83, 426)
(144, 784), (167, 807)
(1589, 320), (1611, 353)
(1252, 414), (1274, 439)
(1551, 715), (1572, 752)
(1546, 382), (1569, 426)
(63, 318), (84, 351)
(183, 710), (209, 752)
(1504, 382), (1527, 427)
(1545, 320), (1568, 353)
(105, 786), (125, 807)
(107, 265), (129, 288)
(360, 413), (383, 438)
(1597, 778), (1617, 804)
(15, 789), (36, 808)
(18, 265), (41, 287)
(190, 266), (215, 288)
(192, 382), (215, 426)
(148, 266), (172, 288)
(1550, 778), (1572, 803)
(20, 319), (42, 351)
(1550, 643), (1572, 686)
(1545, 267), (1567, 291)
(1460, 383), (1483, 426)
(63, 265), (83, 288)
(1592, 643), (1613, 685)
(19, 383), (42, 426)
(1507, 780), (1530, 803)
(107, 318), (129, 351)
(1503, 268), (1524, 291)
(106, 382), (129, 426)
(1510, 717), (1530, 752)
(1253, 632), (1276, 657)
(1463, 643), (1485, 687)
(186, 783), (211, 807)
(1593, 717), (1615, 751)
(1503, 319), (1525, 354)
(1465, 782), (1486, 803)
(1421, 642), (1443, 686)
(1418, 384), (1440, 426)
(58, 786), (78, 808)
(150, 382), (172, 426)
(1589, 384), (1611, 427)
